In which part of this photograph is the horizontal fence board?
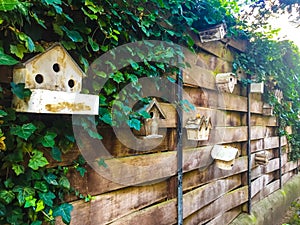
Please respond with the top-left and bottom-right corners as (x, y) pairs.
(252, 179), (280, 204)
(183, 175), (241, 218)
(242, 114), (277, 127)
(82, 146), (212, 187)
(58, 182), (168, 225)
(264, 136), (287, 150)
(282, 161), (298, 174)
(197, 156), (248, 185)
(282, 171), (294, 185)
(205, 207), (241, 225)
(251, 173), (275, 198)
(184, 186), (248, 225)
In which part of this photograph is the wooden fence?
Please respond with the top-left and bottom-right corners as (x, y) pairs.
(1, 35), (298, 225)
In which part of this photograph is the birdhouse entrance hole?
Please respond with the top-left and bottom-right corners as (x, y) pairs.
(35, 74), (44, 84)
(53, 63), (60, 72)
(68, 79), (75, 88)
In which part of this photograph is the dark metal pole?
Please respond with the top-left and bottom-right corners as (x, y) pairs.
(278, 118), (282, 188)
(177, 69), (183, 225)
(246, 78), (252, 214)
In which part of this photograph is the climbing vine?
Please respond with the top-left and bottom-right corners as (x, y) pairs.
(0, 0), (299, 224)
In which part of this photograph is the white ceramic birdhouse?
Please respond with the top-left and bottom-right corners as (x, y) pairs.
(185, 115), (212, 141)
(216, 73), (237, 93)
(199, 23), (227, 43)
(255, 151), (269, 165)
(262, 103), (274, 116)
(12, 43), (99, 115)
(140, 98), (166, 139)
(211, 145), (238, 170)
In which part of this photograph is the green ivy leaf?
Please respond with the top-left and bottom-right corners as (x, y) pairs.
(35, 200), (44, 212)
(41, 131), (57, 148)
(110, 71), (125, 83)
(12, 164), (25, 176)
(53, 203), (73, 224)
(0, 0), (19, 11)
(76, 166), (87, 177)
(51, 147), (62, 162)
(10, 123), (36, 140)
(39, 191), (56, 207)
(61, 26), (83, 42)
(0, 109), (7, 116)
(88, 36), (99, 51)
(97, 158), (108, 168)
(0, 49), (18, 65)
(34, 181), (48, 192)
(0, 202), (6, 216)
(30, 221), (42, 225)
(10, 44), (27, 59)
(44, 173), (58, 185)
(13, 186), (35, 205)
(28, 150), (49, 170)
(24, 196), (36, 208)
(127, 118), (141, 131)
(0, 190), (15, 204)
(10, 82), (32, 100)
(59, 176), (70, 189)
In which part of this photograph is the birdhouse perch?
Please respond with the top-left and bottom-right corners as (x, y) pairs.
(12, 43), (99, 115)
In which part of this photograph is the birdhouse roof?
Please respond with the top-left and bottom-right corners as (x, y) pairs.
(139, 98), (166, 119)
(211, 145), (238, 162)
(185, 116), (211, 130)
(15, 43), (85, 77)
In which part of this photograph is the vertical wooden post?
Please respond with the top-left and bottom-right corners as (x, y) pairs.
(278, 118), (282, 188)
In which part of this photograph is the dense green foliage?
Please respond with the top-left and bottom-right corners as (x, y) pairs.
(0, 0), (299, 224)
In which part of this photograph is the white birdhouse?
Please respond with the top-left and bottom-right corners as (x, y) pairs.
(250, 82), (264, 93)
(12, 43), (99, 115)
(216, 73), (237, 93)
(185, 115), (212, 141)
(211, 145), (238, 170)
(199, 23), (227, 43)
(137, 98), (166, 139)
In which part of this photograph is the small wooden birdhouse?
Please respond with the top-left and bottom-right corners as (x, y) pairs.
(262, 103), (274, 116)
(211, 145), (239, 170)
(12, 43), (99, 115)
(141, 98), (166, 139)
(185, 115), (212, 141)
(216, 73), (237, 93)
(199, 23), (227, 43)
(255, 151), (269, 165)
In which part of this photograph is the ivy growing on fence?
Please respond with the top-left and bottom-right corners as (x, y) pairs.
(0, 0), (299, 224)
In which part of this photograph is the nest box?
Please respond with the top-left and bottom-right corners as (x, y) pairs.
(262, 103), (274, 116)
(216, 73), (237, 93)
(211, 145), (238, 170)
(199, 23), (227, 43)
(12, 43), (99, 115)
(185, 115), (212, 141)
(250, 82), (264, 93)
(139, 98), (166, 139)
(255, 151), (269, 165)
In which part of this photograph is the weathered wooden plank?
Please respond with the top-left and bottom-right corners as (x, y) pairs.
(197, 156), (247, 185)
(197, 51), (233, 73)
(282, 161), (298, 174)
(242, 114), (278, 126)
(184, 186), (248, 225)
(58, 181), (169, 225)
(221, 38), (248, 52)
(44, 147), (81, 168)
(252, 179), (280, 204)
(282, 171), (294, 185)
(264, 136), (287, 150)
(264, 158), (280, 174)
(0, 66), (13, 83)
(205, 206), (241, 225)
(108, 199), (177, 225)
(251, 173), (275, 197)
(85, 146), (213, 187)
(208, 126), (265, 145)
(183, 175), (241, 218)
